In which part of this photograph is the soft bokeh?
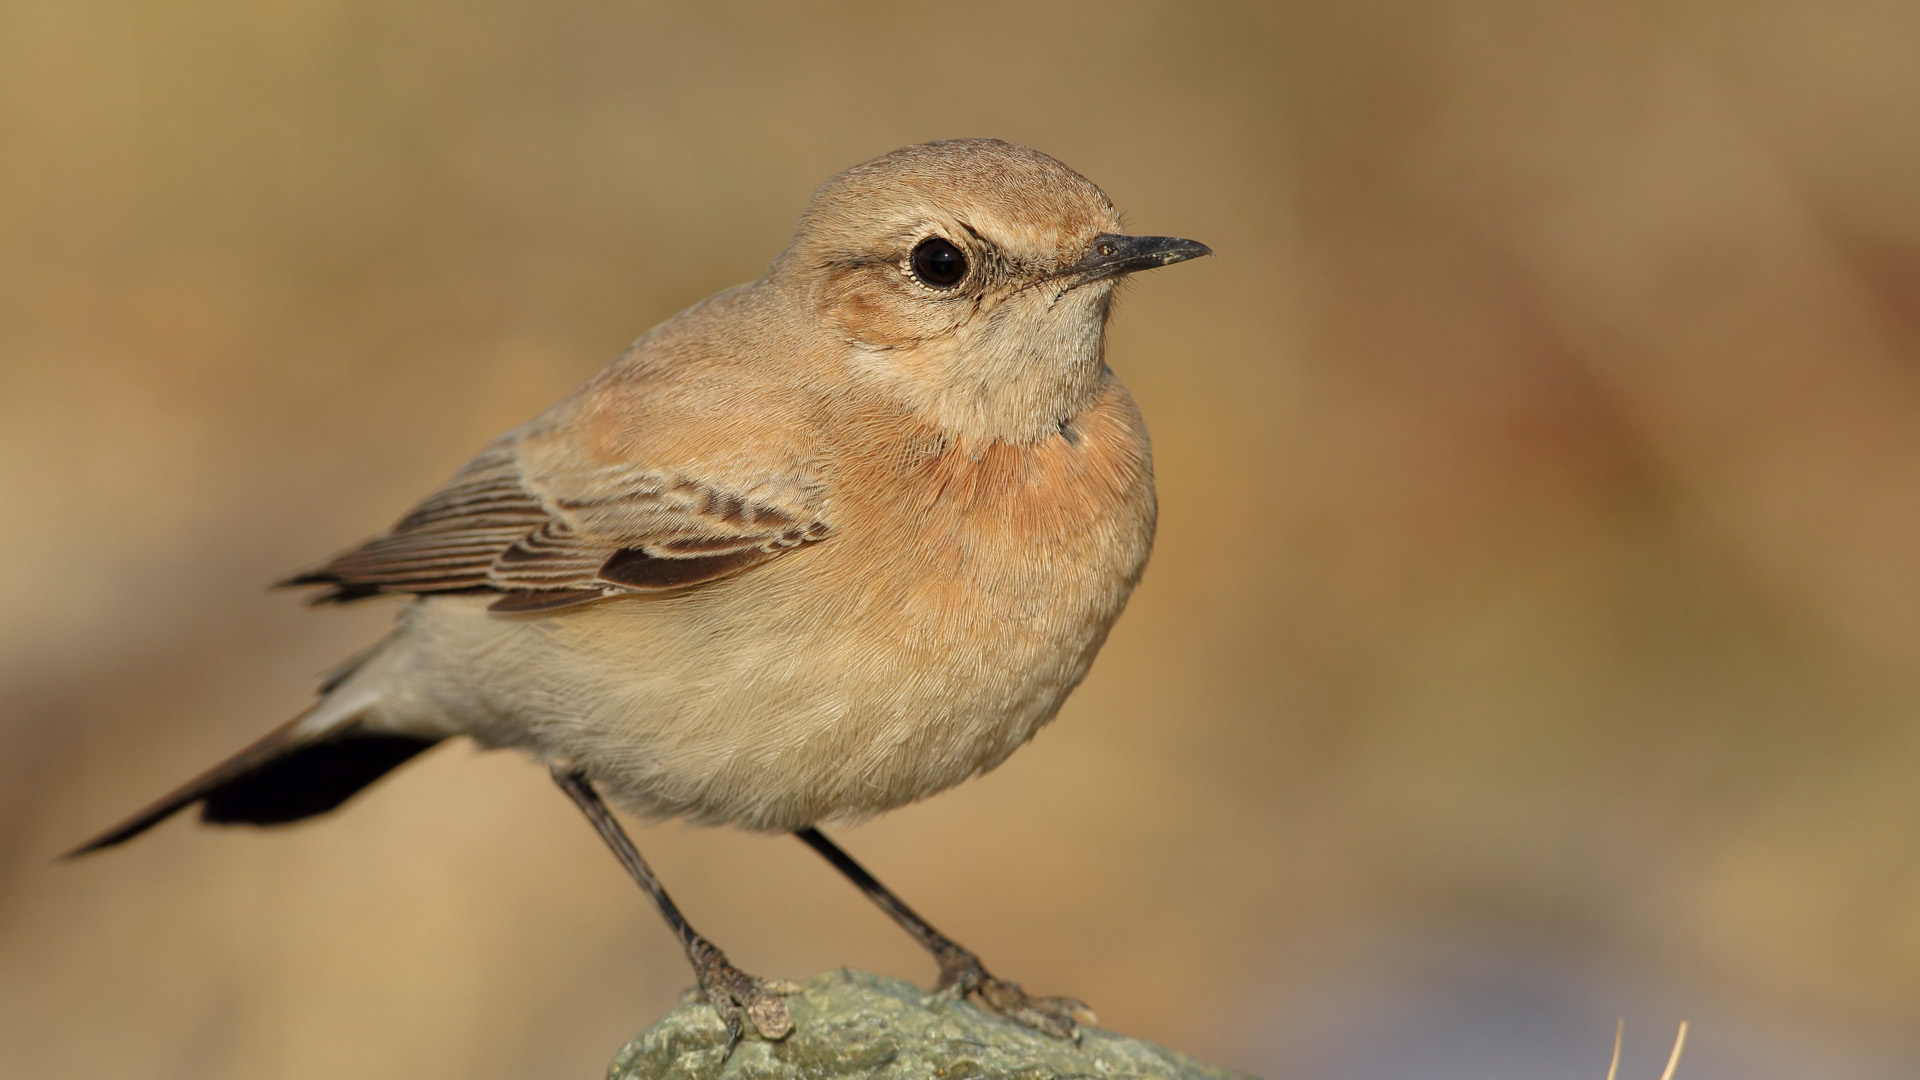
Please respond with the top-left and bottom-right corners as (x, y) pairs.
(5, 3), (1920, 1077)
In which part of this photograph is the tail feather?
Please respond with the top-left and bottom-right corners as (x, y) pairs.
(65, 715), (440, 858)
(199, 732), (437, 826)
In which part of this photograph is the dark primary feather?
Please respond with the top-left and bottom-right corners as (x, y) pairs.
(281, 435), (829, 612)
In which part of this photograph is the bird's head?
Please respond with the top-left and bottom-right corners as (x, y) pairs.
(776, 139), (1210, 444)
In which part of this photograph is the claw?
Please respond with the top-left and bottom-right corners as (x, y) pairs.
(720, 1009), (744, 1060)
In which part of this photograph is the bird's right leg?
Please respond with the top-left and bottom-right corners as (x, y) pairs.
(795, 826), (1092, 1039)
(550, 767), (794, 1053)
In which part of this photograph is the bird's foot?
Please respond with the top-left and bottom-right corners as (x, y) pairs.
(936, 950), (1094, 1041)
(687, 939), (797, 1055)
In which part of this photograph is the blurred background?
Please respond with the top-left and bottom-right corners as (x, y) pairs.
(5, 2), (1920, 1077)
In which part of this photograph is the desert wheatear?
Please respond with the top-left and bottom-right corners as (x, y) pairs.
(72, 139), (1210, 1047)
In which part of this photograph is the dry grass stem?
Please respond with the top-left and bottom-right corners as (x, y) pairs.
(1659, 1022), (1690, 1080)
(1606, 1019), (1689, 1080)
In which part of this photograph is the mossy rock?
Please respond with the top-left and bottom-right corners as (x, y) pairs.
(608, 969), (1258, 1080)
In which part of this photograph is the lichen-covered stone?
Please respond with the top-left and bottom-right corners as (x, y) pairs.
(607, 969), (1258, 1080)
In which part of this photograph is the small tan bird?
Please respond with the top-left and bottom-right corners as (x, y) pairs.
(71, 138), (1210, 1047)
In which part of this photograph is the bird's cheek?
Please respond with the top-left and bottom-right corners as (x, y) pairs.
(826, 287), (922, 349)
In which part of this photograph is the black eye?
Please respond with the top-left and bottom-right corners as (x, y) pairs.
(910, 236), (968, 288)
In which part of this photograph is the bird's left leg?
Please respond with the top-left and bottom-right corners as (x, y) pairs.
(793, 826), (1092, 1039)
(553, 768), (795, 1053)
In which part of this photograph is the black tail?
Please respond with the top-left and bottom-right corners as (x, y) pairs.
(65, 717), (440, 858)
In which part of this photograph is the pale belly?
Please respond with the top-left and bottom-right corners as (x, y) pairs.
(384, 511), (1140, 830)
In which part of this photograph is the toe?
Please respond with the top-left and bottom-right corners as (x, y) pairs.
(1012, 1001), (1079, 1041)
(975, 978), (1089, 1040)
(745, 990), (794, 1039)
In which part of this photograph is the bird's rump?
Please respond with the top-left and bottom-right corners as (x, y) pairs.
(282, 432), (830, 612)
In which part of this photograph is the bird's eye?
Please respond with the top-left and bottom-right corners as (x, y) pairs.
(909, 237), (968, 288)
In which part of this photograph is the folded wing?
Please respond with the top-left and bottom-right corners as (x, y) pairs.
(282, 435), (829, 614)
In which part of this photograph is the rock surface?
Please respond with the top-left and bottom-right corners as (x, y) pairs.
(608, 969), (1259, 1080)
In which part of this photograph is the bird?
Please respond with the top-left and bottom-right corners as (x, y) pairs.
(68, 138), (1211, 1050)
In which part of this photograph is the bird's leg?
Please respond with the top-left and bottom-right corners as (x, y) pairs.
(552, 768), (794, 1053)
(794, 826), (1092, 1040)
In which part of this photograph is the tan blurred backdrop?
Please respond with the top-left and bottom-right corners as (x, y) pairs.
(6, 2), (1920, 1077)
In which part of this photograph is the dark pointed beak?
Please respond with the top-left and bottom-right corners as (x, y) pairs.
(1056, 233), (1213, 286)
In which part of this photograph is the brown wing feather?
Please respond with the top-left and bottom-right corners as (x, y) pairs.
(281, 434), (829, 612)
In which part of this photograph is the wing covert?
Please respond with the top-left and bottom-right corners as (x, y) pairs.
(281, 434), (829, 613)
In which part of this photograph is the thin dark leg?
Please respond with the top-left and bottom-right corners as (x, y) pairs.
(794, 826), (1091, 1040)
(553, 768), (794, 1049)
(794, 826), (974, 974)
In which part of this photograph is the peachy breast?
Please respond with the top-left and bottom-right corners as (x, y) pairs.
(871, 380), (1157, 634)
